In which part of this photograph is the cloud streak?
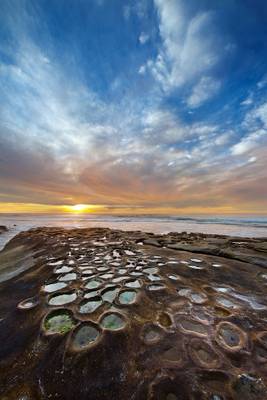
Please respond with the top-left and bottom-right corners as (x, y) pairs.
(0, 0), (267, 213)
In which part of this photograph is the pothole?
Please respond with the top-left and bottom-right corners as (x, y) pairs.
(141, 323), (164, 344)
(215, 321), (247, 351)
(147, 283), (166, 291)
(178, 317), (208, 336)
(18, 297), (39, 310)
(118, 290), (137, 305)
(102, 286), (120, 303)
(71, 323), (100, 351)
(59, 273), (77, 282)
(43, 282), (68, 293)
(48, 292), (77, 306)
(100, 312), (126, 330)
(54, 266), (73, 274)
(43, 309), (76, 334)
(79, 296), (102, 314)
(84, 290), (100, 299)
(125, 279), (142, 288)
(143, 267), (158, 274)
(189, 339), (220, 368)
(85, 279), (102, 289)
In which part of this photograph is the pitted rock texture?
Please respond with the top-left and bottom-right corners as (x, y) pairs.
(0, 227), (267, 400)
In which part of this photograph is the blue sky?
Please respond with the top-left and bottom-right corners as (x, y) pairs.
(0, 0), (267, 213)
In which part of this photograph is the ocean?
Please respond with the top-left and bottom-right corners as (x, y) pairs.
(0, 213), (267, 251)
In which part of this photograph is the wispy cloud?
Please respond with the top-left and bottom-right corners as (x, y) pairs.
(143, 0), (225, 97)
(187, 76), (221, 108)
(0, 0), (267, 213)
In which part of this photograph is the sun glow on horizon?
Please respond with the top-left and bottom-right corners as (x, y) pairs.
(73, 204), (87, 211)
(64, 204), (106, 213)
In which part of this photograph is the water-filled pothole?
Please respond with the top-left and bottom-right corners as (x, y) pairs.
(167, 274), (180, 281)
(215, 321), (246, 351)
(85, 279), (102, 289)
(125, 279), (142, 288)
(79, 296), (102, 314)
(143, 267), (158, 274)
(187, 264), (204, 270)
(84, 290), (99, 299)
(43, 282), (67, 293)
(102, 287), (120, 303)
(49, 292), (77, 306)
(216, 296), (239, 309)
(71, 323), (100, 350)
(147, 283), (166, 291)
(44, 309), (76, 334)
(147, 274), (161, 282)
(18, 297), (39, 310)
(59, 273), (77, 282)
(118, 290), (137, 304)
(99, 273), (114, 280)
(54, 266), (73, 274)
(100, 312), (126, 330)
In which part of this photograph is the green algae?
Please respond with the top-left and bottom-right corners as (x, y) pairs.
(44, 310), (76, 334)
(100, 313), (126, 330)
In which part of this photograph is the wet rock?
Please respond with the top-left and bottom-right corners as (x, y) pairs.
(232, 374), (267, 400)
(0, 227), (267, 399)
(0, 225), (8, 234)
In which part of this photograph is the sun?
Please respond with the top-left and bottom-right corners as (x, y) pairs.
(70, 204), (88, 212)
(63, 204), (106, 213)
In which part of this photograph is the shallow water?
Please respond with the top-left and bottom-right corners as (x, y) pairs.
(44, 310), (75, 334)
(49, 292), (77, 306)
(43, 282), (68, 293)
(118, 290), (136, 304)
(100, 313), (126, 330)
(1, 213), (267, 251)
(72, 324), (100, 349)
(79, 297), (102, 313)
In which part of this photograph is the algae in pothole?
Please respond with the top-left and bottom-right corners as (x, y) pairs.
(44, 311), (76, 334)
(100, 313), (126, 330)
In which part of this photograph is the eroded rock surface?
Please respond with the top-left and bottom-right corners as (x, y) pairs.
(0, 227), (267, 400)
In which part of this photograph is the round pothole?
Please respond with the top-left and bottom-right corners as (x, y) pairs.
(102, 287), (120, 303)
(141, 323), (164, 344)
(147, 283), (166, 291)
(48, 292), (77, 306)
(18, 297), (39, 310)
(100, 312), (126, 330)
(54, 266), (73, 274)
(43, 309), (76, 334)
(125, 279), (142, 288)
(59, 273), (77, 282)
(79, 296), (102, 314)
(179, 318), (208, 336)
(189, 338), (220, 368)
(215, 321), (247, 351)
(71, 323), (101, 351)
(85, 279), (103, 290)
(43, 282), (68, 293)
(118, 290), (137, 305)
(143, 267), (158, 274)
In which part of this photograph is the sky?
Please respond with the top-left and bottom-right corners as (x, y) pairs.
(0, 0), (267, 214)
